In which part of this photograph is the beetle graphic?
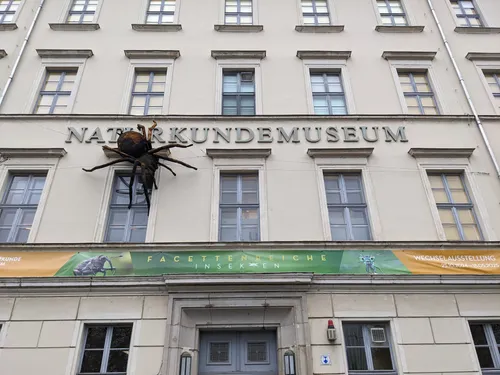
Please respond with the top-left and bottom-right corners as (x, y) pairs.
(73, 255), (117, 276)
(359, 255), (377, 274)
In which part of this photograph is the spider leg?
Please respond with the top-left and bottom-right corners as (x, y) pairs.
(158, 162), (176, 176)
(137, 124), (147, 139)
(156, 155), (198, 170)
(102, 145), (134, 159)
(128, 161), (141, 209)
(148, 143), (193, 154)
(82, 158), (134, 172)
(153, 180), (158, 190)
(147, 121), (158, 142)
(141, 169), (151, 214)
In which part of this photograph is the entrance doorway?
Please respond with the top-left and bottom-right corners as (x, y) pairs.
(199, 330), (278, 375)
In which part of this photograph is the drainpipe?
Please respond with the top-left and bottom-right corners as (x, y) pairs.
(425, 0), (500, 178)
(0, 0), (46, 108)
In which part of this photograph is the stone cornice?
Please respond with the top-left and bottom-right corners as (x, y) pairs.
(131, 23), (182, 32)
(211, 50), (266, 60)
(0, 23), (18, 31)
(206, 148), (271, 158)
(295, 25), (344, 33)
(375, 25), (424, 33)
(466, 52), (500, 61)
(296, 50), (351, 60)
(124, 50), (180, 59)
(307, 148), (373, 158)
(214, 24), (263, 32)
(408, 147), (475, 158)
(455, 26), (500, 34)
(0, 49), (6, 59)
(0, 148), (67, 158)
(36, 49), (94, 59)
(382, 51), (437, 60)
(49, 23), (100, 31)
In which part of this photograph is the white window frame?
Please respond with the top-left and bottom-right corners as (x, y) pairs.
(0, 0), (26, 24)
(138, 0), (181, 24)
(219, 0), (259, 25)
(416, 158), (496, 241)
(472, 60), (500, 115)
(295, 0), (338, 25)
(313, 156), (381, 241)
(388, 60), (445, 115)
(444, 0), (487, 27)
(302, 59), (356, 115)
(57, 0), (105, 23)
(25, 57), (87, 114)
(120, 58), (175, 115)
(468, 321), (500, 371)
(370, 0), (417, 26)
(209, 158), (268, 241)
(0, 159), (59, 243)
(215, 59), (263, 115)
(92, 165), (159, 242)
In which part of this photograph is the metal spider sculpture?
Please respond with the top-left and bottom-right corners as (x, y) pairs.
(82, 121), (197, 212)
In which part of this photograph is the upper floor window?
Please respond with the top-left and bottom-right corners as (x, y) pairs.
(311, 72), (347, 115)
(34, 69), (77, 114)
(376, 0), (407, 25)
(324, 173), (371, 240)
(78, 325), (133, 374)
(0, 174), (46, 243)
(428, 173), (482, 241)
(225, 0), (253, 25)
(398, 71), (438, 115)
(484, 72), (500, 108)
(0, 0), (20, 23)
(343, 322), (396, 373)
(129, 70), (166, 116)
(222, 71), (255, 116)
(146, 0), (175, 24)
(450, 0), (482, 27)
(105, 174), (148, 243)
(470, 323), (500, 371)
(67, 0), (98, 23)
(219, 173), (260, 241)
(301, 0), (330, 25)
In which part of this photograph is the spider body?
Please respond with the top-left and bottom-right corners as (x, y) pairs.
(82, 121), (197, 213)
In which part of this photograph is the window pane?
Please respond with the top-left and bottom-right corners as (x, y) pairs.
(444, 224), (461, 240)
(111, 326), (132, 348)
(0, 209), (17, 227)
(344, 324), (364, 346)
(349, 208), (368, 225)
(372, 347), (393, 370)
(80, 350), (104, 372)
(476, 347), (494, 368)
(462, 225), (481, 241)
(107, 350), (129, 372)
(432, 188), (449, 204)
(220, 226), (237, 241)
(221, 208), (237, 226)
(241, 225), (259, 241)
(331, 226), (348, 240)
(438, 208), (455, 225)
(346, 348), (368, 370)
(85, 326), (107, 348)
(14, 227), (30, 243)
(470, 324), (488, 344)
(329, 208), (345, 225)
(352, 226), (370, 240)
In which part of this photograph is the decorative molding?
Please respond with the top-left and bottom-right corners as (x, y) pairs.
(296, 50), (351, 60)
(0, 148), (67, 158)
(408, 147), (475, 158)
(211, 50), (266, 60)
(0, 50), (6, 59)
(382, 51), (436, 60)
(103, 147), (171, 158)
(49, 23), (100, 31)
(295, 25), (344, 33)
(455, 26), (500, 34)
(375, 25), (424, 33)
(36, 49), (94, 59)
(466, 52), (500, 61)
(131, 23), (182, 32)
(124, 50), (181, 59)
(307, 148), (374, 158)
(0, 23), (18, 31)
(214, 24), (263, 32)
(206, 148), (271, 158)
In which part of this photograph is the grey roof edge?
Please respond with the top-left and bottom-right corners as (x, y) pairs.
(36, 49), (94, 58)
(211, 50), (267, 59)
(0, 148), (67, 158)
(408, 147), (475, 158)
(124, 50), (181, 59)
(466, 52), (500, 61)
(297, 50), (351, 60)
(382, 51), (437, 60)
(206, 148), (271, 158)
(307, 148), (374, 158)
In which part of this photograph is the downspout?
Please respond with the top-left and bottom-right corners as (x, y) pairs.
(425, 0), (500, 178)
(0, 0), (46, 108)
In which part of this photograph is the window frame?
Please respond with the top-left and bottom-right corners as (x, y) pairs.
(296, 0), (336, 25)
(299, 0), (331, 26)
(222, 70), (256, 116)
(450, 0), (483, 27)
(34, 69), (79, 115)
(65, 0), (99, 24)
(144, 0), (177, 24)
(219, 0), (258, 24)
(445, 0), (487, 27)
(469, 322), (500, 372)
(58, 0), (103, 23)
(129, 69), (168, 116)
(375, 0), (407, 26)
(397, 71), (439, 115)
(210, 158), (268, 241)
(0, 0), (23, 24)
(309, 71), (347, 115)
(224, 0), (253, 25)
(473, 60), (500, 115)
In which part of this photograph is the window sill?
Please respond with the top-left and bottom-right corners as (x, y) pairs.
(375, 25), (424, 33)
(0, 23), (18, 31)
(131, 23), (182, 32)
(408, 147), (475, 158)
(295, 24), (344, 33)
(206, 148), (271, 159)
(49, 23), (100, 31)
(454, 26), (500, 34)
(0, 50), (6, 59)
(307, 148), (374, 158)
(214, 24), (263, 32)
(0, 148), (67, 158)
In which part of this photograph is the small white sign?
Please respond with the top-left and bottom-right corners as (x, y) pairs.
(320, 354), (331, 365)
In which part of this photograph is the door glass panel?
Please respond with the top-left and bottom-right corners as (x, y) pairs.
(209, 342), (230, 363)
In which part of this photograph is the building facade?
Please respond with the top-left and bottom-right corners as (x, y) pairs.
(1, 0), (500, 374)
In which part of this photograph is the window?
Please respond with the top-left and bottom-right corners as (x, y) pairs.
(324, 173), (371, 240)
(129, 70), (166, 116)
(78, 325), (132, 375)
(343, 323), (396, 373)
(225, 0), (252, 25)
(376, 0), (407, 25)
(146, 0), (175, 24)
(67, 0), (98, 23)
(105, 174), (149, 243)
(310, 72), (347, 115)
(0, 174), (46, 243)
(219, 173), (259, 241)
(450, 0), (482, 27)
(469, 322), (500, 371)
(428, 173), (482, 241)
(484, 72), (500, 108)
(398, 71), (438, 114)
(222, 71), (255, 116)
(301, 0), (330, 25)
(34, 69), (77, 114)
(0, 0), (20, 23)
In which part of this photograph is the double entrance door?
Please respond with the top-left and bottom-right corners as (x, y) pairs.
(199, 330), (278, 375)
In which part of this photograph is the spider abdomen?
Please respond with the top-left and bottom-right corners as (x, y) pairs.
(117, 131), (150, 158)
